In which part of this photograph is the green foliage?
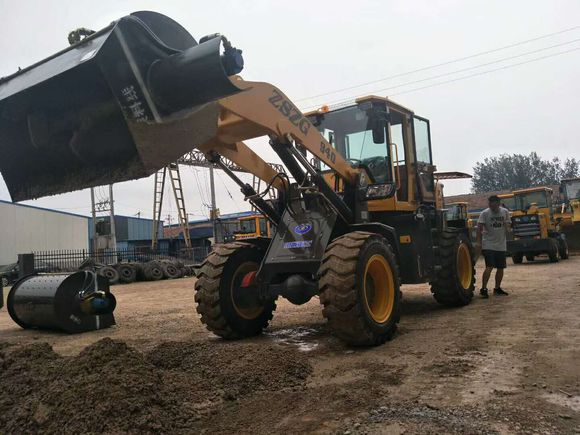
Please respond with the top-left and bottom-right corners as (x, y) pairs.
(471, 152), (579, 193)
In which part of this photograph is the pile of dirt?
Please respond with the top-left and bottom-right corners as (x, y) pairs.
(0, 338), (312, 434)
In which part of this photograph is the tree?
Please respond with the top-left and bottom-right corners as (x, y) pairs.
(471, 152), (579, 193)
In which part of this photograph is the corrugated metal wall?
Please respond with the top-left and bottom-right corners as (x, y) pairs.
(0, 201), (89, 265)
(88, 216), (163, 242)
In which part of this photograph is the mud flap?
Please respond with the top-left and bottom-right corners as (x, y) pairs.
(0, 11), (243, 201)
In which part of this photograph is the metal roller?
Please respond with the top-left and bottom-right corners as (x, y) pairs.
(0, 11), (245, 201)
(7, 271), (116, 333)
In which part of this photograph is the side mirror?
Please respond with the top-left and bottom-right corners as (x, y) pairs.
(372, 122), (385, 144)
(370, 109), (388, 144)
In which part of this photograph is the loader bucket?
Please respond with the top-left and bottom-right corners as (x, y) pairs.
(0, 11), (244, 201)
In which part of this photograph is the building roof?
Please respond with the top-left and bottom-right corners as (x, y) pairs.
(0, 199), (89, 219)
(164, 210), (256, 228)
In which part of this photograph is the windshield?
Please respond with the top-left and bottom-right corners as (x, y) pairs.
(564, 180), (580, 200)
(445, 204), (464, 220)
(238, 218), (256, 233)
(514, 191), (549, 210)
(499, 196), (516, 210)
(310, 105), (390, 183)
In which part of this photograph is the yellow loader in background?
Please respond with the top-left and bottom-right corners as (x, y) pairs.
(508, 187), (568, 263)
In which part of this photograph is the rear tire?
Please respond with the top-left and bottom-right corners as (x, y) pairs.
(430, 231), (475, 306)
(558, 238), (569, 260)
(195, 243), (276, 339)
(548, 239), (559, 263)
(319, 232), (401, 346)
(525, 254), (535, 262)
(512, 253), (523, 264)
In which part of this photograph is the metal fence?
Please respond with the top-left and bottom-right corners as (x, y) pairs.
(32, 246), (211, 272)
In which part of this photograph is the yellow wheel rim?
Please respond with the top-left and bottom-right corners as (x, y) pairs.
(230, 262), (263, 320)
(363, 254), (395, 324)
(456, 243), (473, 289)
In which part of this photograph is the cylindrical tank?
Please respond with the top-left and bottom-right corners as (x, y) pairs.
(7, 271), (116, 333)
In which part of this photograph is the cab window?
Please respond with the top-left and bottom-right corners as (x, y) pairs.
(259, 218), (268, 236)
(413, 117), (432, 164)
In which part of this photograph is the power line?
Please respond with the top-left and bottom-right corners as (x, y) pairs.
(296, 24), (580, 104)
(390, 46), (580, 97)
(304, 37), (580, 110)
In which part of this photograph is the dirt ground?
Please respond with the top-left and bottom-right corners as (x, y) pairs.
(1, 256), (579, 434)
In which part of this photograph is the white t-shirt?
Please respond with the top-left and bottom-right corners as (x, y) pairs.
(477, 207), (510, 252)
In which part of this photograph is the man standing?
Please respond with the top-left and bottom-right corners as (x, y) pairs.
(475, 195), (511, 298)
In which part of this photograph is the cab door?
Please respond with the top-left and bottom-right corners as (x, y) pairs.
(412, 115), (436, 204)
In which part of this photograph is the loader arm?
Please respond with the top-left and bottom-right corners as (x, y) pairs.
(196, 78), (360, 188)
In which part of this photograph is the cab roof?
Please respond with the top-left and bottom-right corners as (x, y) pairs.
(513, 186), (553, 195)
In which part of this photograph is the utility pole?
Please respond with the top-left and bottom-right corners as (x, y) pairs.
(209, 165), (220, 244)
(109, 184), (117, 250)
(90, 185), (117, 254)
(90, 187), (97, 253)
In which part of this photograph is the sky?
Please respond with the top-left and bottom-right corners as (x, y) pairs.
(0, 0), (579, 222)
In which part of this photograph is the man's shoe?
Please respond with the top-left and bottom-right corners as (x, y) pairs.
(480, 288), (489, 299)
(493, 287), (509, 296)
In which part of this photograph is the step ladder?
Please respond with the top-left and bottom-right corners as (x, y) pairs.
(168, 162), (192, 249)
(151, 168), (166, 250)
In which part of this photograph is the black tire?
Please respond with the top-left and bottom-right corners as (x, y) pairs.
(512, 253), (523, 264)
(161, 262), (181, 279)
(97, 266), (120, 285)
(525, 254), (535, 262)
(142, 262), (164, 281)
(319, 232), (401, 346)
(430, 231), (475, 306)
(194, 242), (276, 339)
(558, 238), (569, 260)
(116, 263), (137, 284)
(548, 239), (559, 263)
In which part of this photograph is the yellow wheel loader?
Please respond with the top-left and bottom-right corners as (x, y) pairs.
(557, 178), (580, 251)
(508, 187), (568, 263)
(0, 11), (475, 345)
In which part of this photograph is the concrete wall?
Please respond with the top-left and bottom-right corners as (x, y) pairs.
(0, 201), (89, 265)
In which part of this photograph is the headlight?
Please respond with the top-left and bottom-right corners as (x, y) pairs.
(365, 183), (396, 200)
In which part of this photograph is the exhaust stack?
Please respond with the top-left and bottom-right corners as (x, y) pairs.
(0, 11), (244, 201)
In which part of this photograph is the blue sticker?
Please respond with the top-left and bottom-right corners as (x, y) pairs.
(284, 240), (313, 249)
(294, 223), (312, 235)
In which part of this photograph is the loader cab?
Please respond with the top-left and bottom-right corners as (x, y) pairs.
(561, 178), (580, 202)
(233, 215), (271, 240)
(513, 188), (552, 216)
(511, 187), (555, 238)
(306, 96), (436, 212)
(498, 193), (516, 211)
(559, 178), (580, 224)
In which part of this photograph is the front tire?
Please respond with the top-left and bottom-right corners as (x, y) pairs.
(548, 239), (559, 263)
(430, 231), (475, 306)
(319, 232), (401, 346)
(558, 238), (569, 260)
(512, 253), (523, 264)
(195, 242), (276, 339)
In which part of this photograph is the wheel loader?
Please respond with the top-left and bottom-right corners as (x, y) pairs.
(556, 178), (580, 251)
(508, 187), (569, 263)
(0, 11), (475, 345)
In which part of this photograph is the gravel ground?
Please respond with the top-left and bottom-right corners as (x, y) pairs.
(0, 255), (579, 434)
